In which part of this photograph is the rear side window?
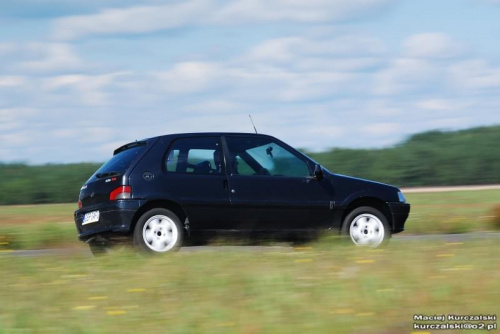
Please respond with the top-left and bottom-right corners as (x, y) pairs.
(94, 144), (147, 178)
(166, 137), (223, 175)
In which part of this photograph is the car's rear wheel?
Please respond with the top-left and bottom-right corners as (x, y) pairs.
(341, 206), (390, 248)
(133, 208), (183, 253)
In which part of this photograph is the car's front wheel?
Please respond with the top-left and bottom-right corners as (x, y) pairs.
(341, 206), (390, 248)
(133, 208), (183, 253)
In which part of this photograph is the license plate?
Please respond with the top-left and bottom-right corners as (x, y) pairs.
(82, 211), (100, 225)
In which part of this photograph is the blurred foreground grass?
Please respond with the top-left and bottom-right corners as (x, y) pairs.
(0, 189), (499, 250)
(0, 202), (77, 250)
(405, 189), (500, 234)
(0, 239), (498, 333)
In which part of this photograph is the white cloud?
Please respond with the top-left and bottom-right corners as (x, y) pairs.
(293, 57), (382, 72)
(39, 72), (128, 105)
(448, 59), (500, 92)
(362, 122), (400, 137)
(0, 108), (38, 122)
(420, 117), (471, 129)
(0, 76), (26, 87)
(155, 62), (222, 94)
(52, 128), (79, 139)
(403, 33), (464, 59)
(372, 58), (438, 95)
(52, 0), (213, 40)
(138, 34), (380, 103)
(273, 71), (362, 102)
(242, 35), (385, 78)
(299, 125), (345, 148)
(16, 43), (85, 72)
(246, 34), (385, 63)
(416, 99), (470, 111)
(187, 100), (247, 114)
(0, 42), (87, 74)
(365, 99), (401, 116)
(81, 127), (116, 143)
(0, 131), (35, 147)
(3, 21), (500, 163)
(245, 37), (299, 63)
(0, 108), (38, 132)
(210, 0), (393, 24)
(0, 43), (16, 55)
(51, 0), (394, 40)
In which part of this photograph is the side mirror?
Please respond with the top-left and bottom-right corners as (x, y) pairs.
(314, 164), (323, 180)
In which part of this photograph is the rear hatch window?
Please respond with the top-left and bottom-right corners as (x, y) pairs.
(79, 141), (148, 207)
(93, 142), (147, 179)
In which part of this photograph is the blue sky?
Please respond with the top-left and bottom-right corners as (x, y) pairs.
(1, 0), (500, 164)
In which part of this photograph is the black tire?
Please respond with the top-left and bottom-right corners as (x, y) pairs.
(133, 208), (183, 253)
(341, 206), (391, 247)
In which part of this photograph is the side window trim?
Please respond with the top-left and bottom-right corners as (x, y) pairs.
(220, 135), (232, 176)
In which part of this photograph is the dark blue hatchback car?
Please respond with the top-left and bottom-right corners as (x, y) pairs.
(74, 133), (410, 254)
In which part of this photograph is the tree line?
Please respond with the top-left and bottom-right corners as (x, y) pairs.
(307, 125), (499, 187)
(0, 125), (498, 205)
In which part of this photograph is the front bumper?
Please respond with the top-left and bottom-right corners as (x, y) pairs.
(74, 200), (143, 241)
(387, 202), (410, 233)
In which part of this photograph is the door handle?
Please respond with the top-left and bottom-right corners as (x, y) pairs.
(304, 176), (316, 183)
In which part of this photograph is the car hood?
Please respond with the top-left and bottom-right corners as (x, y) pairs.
(327, 172), (401, 204)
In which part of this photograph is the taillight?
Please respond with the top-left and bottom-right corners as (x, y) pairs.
(78, 200), (82, 209)
(110, 186), (132, 200)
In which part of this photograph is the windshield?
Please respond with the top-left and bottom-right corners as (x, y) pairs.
(93, 144), (147, 178)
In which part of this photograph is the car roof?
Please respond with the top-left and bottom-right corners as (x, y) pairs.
(153, 132), (277, 141)
(117, 133), (279, 154)
(165, 132), (269, 136)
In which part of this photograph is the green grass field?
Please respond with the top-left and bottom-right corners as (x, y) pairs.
(0, 190), (499, 333)
(404, 189), (500, 234)
(0, 189), (499, 250)
(0, 239), (498, 333)
(0, 203), (77, 250)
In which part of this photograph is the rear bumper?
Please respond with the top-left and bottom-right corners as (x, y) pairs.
(387, 202), (410, 233)
(74, 200), (143, 241)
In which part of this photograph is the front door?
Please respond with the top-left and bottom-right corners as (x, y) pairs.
(223, 135), (333, 231)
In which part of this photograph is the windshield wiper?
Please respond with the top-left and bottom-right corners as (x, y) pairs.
(96, 171), (121, 179)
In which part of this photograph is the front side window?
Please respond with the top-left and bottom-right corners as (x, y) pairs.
(225, 136), (311, 177)
(166, 137), (223, 175)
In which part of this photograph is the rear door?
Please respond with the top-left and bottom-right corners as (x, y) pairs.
(163, 136), (230, 230)
(223, 135), (333, 231)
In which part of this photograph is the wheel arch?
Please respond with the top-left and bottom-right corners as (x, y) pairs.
(130, 199), (187, 235)
(340, 197), (392, 231)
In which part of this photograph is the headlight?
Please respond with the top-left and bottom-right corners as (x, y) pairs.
(397, 191), (406, 203)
